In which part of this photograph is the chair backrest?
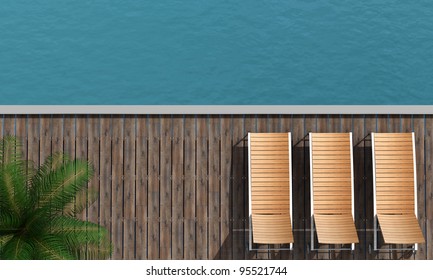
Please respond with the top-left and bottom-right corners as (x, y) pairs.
(372, 132), (417, 215)
(249, 132), (292, 216)
(309, 132), (354, 216)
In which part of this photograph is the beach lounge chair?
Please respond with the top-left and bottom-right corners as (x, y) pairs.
(309, 132), (359, 250)
(248, 132), (294, 250)
(371, 132), (424, 250)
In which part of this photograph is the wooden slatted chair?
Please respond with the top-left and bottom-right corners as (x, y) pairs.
(309, 132), (359, 250)
(248, 132), (294, 250)
(371, 132), (425, 250)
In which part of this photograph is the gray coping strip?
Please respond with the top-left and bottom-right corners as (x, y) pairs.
(0, 105), (432, 114)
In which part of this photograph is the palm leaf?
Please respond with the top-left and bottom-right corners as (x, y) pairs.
(49, 216), (111, 260)
(0, 212), (21, 233)
(1, 236), (34, 260)
(34, 159), (93, 214)
(63, 187), (99, 217)
(29, 153), (68, 203)
(0, 162), (28, 216)
(0, 234), (14, 255)
(32, 236), (74, 260)
(0, 137), (30, 216)
(0, 137), (111, 260)
(50, 216), (109, 244)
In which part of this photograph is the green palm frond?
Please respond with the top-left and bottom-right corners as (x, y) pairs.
(63, 187), (99, 217)
(0, 136), (112, 260)
(49, 216), (112, 260)
(50, 216), (110, 245)
(34, 159), (94, 215)
(1, 236), (35, 260)
(0, 234), (14, 253)
(0, 212), (21, 233)
(0, 162), (28, 216)
(0, 137), (29, 216)
(29, 153), (67, 205)
(32, 236), (74, 260)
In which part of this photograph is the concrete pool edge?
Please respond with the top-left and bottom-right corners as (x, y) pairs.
(0, 105), (432, 114)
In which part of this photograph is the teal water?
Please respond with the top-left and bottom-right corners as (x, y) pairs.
(1, 1), (432, 105)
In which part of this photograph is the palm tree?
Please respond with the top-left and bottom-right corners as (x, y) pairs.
(0, 136), (112, 259)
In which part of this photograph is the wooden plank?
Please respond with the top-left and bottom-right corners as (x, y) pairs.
(250, 137), (288, 141)
(63, 117), (78, 255)
(135, 116), (148, 259)
(63, 117), (75, 160)
(87, 116), (100, 254)
(426, 115), (433, 260)
(250, 145), (289, 151)
(27, 116), (40, 171)
(100, 117), (112, 258)
(219, 116), (232, 259)
(15, 116), (27, 161)
(51, 117), (63, 154)
(232, 116), (246, 259)
(328, 115), (341, 133)
(375, 132), (412, 138)
(75, 116), (88, 235)
(196, 117), (208, 259)
(309, 136), (350, 142)
(373, 151), (413, 155)
(251, 151), (290, 155)
(388, 115), (400, 134)
(414, 116), (426, 260)
(268, 115), (280, 132)
(341, 115), (352, 133)
(251, 160), (289, 165)
(111, 118), (124, 259)
(368, 146), (412, 151)
(148, 116), (160, 259)
(0, 115), (3, 138)
(401, 116), (412, 133)
(311, 132), (351, 137)
(3, 115), (15, 136)
(160, 116), (172, 259)
(172, 116), (184, 259)
(123, 116), (136, 260)
(252, 154), (291, 160)
(40, 116), (52, 164)
(280, 115), (291, 134)
(208, 117), (221, 259)
(184, 116), (196, 259)
(250, 132), (288, 137)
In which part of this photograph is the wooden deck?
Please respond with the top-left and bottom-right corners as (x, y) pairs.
(1, 114), (432, 260)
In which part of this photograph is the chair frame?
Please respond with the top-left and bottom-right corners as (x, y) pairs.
(309, 132), (356, 251)
(248, 132), (293, 251)
(371, 132), (419, 252)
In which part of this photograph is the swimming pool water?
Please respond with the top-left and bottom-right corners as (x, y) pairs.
(1, 1), (433, 105)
